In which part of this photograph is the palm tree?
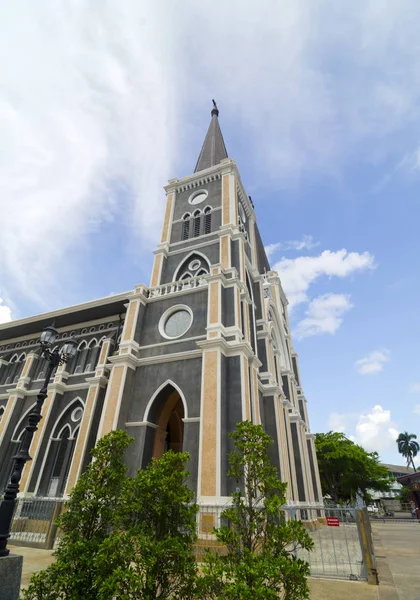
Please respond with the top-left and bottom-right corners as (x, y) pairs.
(396, 432), (419, 471)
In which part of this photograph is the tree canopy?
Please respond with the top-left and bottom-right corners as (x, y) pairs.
(22, 430), (198, 600)
(396, 432), (419, 471)
(315, 431), (392, 504)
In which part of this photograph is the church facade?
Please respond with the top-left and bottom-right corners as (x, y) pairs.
(0, 106), (323, 517)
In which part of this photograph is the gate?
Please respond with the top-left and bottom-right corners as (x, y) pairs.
(196, 505), (376, 583)
(9, 497), (65, 549)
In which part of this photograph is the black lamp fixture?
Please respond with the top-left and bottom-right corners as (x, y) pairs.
(0, 323), (77, 557)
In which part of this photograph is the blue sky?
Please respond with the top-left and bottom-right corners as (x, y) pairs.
(1, 1), (420, 466)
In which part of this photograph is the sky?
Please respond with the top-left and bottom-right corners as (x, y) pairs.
(1, 0), (420, 466)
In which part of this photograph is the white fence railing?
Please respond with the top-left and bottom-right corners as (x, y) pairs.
(145, 275), (208, 299)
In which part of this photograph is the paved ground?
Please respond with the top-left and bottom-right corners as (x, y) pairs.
(9, 521), (420, 599)
(10, 543), (377, 599)
(9, 544), (55, 589)
(372, 520), (420, 600)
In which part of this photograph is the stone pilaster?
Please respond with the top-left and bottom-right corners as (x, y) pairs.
(64, 337), (113, 494)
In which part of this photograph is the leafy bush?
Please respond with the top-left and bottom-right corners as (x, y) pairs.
(21, 430), (198, 600)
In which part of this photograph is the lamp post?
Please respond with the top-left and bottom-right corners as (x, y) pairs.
(0, 324), (77, 557)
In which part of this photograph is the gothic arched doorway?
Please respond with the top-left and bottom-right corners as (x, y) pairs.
(150, 385), (185, 459)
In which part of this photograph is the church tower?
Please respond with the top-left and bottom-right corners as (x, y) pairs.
(96, 102), (323, 512)
(0, 103), (323, 522)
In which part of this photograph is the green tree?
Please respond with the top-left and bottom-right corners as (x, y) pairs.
(398, 485), (411, 504)
(95, 450), (198, 600)
(315, 432), (391, 504)
(396, 432), (419, 471)
(22, 429), (133, 600)
(201, 421), (313, 600)
(22, 432), (198, 600)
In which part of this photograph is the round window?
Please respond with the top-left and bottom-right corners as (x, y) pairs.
(188, 189), (208, 205)
(159, 306), (193, 339)
(189, 259), (201, 271)
(71, 407), (83, 422)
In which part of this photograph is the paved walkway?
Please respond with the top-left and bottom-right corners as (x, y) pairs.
(372, 521), (420, 600)
(9, 545), (55, 589)
(10, 524), (419, 600)
(10, 543), (379, 599)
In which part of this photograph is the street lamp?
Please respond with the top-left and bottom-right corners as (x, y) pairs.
(0, 324), (77, 557)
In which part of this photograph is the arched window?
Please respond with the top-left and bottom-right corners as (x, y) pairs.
(180, 272), (192, 280)
(72, 341), (88, 374)
(34, 354), (48, 381)
(85, 339), (100, 373)
(0, 405), (4, 422)
(173, 252), (211, 281)
(193, 210), (201, 237)
(4, 354), (26, 385)
(181, 213), (191, 241)
(0, 359), (10, 385)
(37, 399), (84, 497)
(203, 206), (212, 234)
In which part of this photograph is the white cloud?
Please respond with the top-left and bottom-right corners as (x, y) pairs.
(295, 293), (353, 339)
(409, 383), (420, 393)
(273, 249), (375, 307)
(0, 1), (419, 315)
(355, 349), (390, 375)
(413, 405), (420, 415)
(329, 405), (399, 452)
(265, 235), (319, 260)
(0, 299), (12, 324)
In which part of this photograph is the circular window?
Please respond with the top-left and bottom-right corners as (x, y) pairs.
(99, 324), (105, 331)
(159, 305), (193, 340)
(188, 189), (208, 205)
(189, 259), (201, 271)
(71, 407), (83, 422)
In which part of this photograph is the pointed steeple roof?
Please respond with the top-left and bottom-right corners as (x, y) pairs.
(194, 100), (228, 173)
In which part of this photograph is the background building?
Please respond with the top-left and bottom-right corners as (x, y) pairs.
(0, 105), (322, 518)
(370, 463), (414, 510)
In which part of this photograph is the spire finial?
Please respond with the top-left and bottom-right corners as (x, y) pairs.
(211, 99), (219, 117)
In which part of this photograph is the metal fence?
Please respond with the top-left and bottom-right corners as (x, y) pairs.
(196, 505), (369, 582)
(8, 496), (65, 549)
(7, 498), (373, 582)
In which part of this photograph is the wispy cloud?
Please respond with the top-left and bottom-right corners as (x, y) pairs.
(0, 3), (177, 311)
(273, 249), (375, 307)
(409, 383), (420, 394)
(413, 405), (420, 415)
(355, 349), (390, 375)
(265, 235), (319, 261)
(295, 293), (353, 339)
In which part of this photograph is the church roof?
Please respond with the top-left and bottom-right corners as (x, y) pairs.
(194, 100), (228, 173)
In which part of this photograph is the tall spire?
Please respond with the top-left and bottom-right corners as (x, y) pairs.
(194, 100), (228, 173)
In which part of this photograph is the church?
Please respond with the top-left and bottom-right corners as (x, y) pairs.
(0, 104), (323, 519)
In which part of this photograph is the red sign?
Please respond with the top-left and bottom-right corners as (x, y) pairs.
(326, 517), (340, 527)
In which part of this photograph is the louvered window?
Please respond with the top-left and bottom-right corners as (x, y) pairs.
(181, 215), (190, 240)
(193, 212), (201, 237)
(204, 207), (211, 234)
